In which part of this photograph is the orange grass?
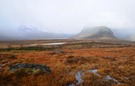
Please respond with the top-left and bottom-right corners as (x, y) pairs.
(0, 46), (135, 86)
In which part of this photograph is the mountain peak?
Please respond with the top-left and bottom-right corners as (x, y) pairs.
(72, 26), (118, 40)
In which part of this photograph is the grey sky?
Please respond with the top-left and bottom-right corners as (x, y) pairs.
(0, 0), (135, 34)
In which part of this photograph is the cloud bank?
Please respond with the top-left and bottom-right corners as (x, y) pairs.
(0, 0), (135, 40)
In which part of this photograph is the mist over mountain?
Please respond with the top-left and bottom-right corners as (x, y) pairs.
(70, 26), (135, 41)
(72, 26), (118, 40)
(111, 29), (135, 41)
(0, 0), (135, 41)
(0, 26), (72, 41)
(130, 35), (135, 41)
(0, 25), (135, 41)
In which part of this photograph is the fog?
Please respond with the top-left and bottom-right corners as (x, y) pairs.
(0, 0), (135, 40)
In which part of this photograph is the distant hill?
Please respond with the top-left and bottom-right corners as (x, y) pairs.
(72, 26), (118, 40)
(130, 35), (135, 41)
(0, 25), (72, 41)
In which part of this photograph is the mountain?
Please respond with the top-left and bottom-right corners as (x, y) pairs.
(72, 26), (118, 40)
(0, 26), (72, 41)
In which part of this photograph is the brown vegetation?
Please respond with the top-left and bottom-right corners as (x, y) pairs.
(0, 40), (135, 86)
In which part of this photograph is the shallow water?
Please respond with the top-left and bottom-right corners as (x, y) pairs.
(75, 71), (83, 85)
(68, 69), (121, 85)
(43, 42), (66, 45)
(29, 42), (66, 46)
(88, 69), (101, 77)
(105, 75), (120, 84)
(68, 71), (83, 86)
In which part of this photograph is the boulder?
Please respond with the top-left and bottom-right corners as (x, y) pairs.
(9, 63), (51, 74)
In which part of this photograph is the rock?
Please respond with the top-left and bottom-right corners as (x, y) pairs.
(9, 63), (51, 74)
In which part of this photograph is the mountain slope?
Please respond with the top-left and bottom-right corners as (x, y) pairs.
(0, 26), (72, 41)
(72, 26), (118, 40)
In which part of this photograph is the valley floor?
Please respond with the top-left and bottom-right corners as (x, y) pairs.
(0, 40), (135, 86)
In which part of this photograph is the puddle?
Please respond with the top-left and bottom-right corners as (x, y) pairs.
(68, 69), (120, 85)
(68, 71), (83, 86)
(105, 75), (120, 84)
(43, 42), (66, 45)
(28, 42), (66, 46)
(88, 69), (101, 77)
(68, 69), (100, 86)
(75, 71), (84, 85)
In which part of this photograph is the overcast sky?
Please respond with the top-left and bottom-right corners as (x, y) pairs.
(0, 0), (135, 34)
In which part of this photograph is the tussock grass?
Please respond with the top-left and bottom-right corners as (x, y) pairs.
(0, 41), (135, 86)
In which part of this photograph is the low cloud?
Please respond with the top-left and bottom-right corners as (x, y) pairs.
(0, 0), (135, 40)
(130, 35), (135, 41)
